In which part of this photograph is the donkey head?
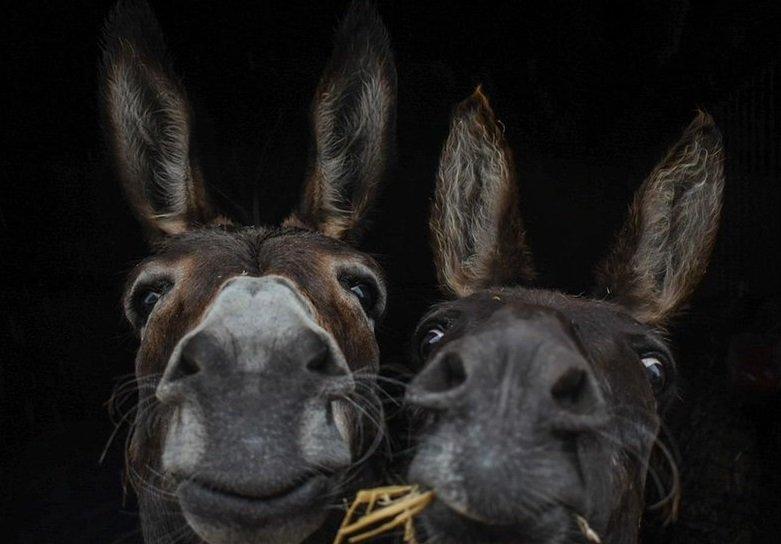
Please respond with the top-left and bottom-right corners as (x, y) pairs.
(101, 2), (395, 543)
(406, 89), (723, 543)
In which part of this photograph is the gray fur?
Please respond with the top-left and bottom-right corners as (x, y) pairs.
(285, 0), (397, 241)
(431, 87), (534, 297)
(158, 276), (353, 544)
(596, 111), (725, 325)
(101, 0), (214, 236)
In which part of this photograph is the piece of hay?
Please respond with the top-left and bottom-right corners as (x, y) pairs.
(335, 485), (601, 544)
(334, 485), (435, 544)
(575, 514), (602, 543)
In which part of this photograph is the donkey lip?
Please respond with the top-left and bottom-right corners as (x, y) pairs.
(433, 493), (494, 525)
(420, 500), (506, 542)
(177, 473), (332, 523)
(423, 498), (570, 544)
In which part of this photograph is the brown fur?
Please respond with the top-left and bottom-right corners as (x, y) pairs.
(283, 1), (397, 243)
(101, 0), (215, 238)
(124, 227), (385, 489)
(595, 111), (724, 325)
(101, 2), (396, 542)
(430, 87), (535, 298)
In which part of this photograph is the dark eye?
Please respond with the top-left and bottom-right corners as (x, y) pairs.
(419, 327), (445, 359)
(641, 355), (666, 394)
(142, 290), (161, 312)
(134, 288), (165, 326)
(348, 281), (377, 314)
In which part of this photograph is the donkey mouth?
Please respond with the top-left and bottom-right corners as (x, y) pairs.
(411, 469), (571, 543)
(176, 473), (332, 524)
(421, 499), (571, 544)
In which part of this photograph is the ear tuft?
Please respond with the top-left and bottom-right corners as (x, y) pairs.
(430, 87), (535, 298)
(101, 0), (215, 238)
(284, 0), (397, 242)
(596, 111), (725, 325)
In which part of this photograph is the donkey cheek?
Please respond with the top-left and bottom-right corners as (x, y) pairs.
(298, 399), (352, 467)
(162, 403), (206, 473)
(332, 400), (352, 445)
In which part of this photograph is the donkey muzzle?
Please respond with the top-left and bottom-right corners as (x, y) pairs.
(155, 275), (354, 542)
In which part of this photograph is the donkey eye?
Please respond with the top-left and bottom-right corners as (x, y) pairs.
(142, 290), (162, 312)
(419, 327), (445, 359)
(132, 284), (170, 326)
(137, 289), (164, 323)
(348, 282), (377, 314)
(641, 356), (666, 394)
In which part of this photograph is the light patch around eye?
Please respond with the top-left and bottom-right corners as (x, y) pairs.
(125, 259), (191, 333)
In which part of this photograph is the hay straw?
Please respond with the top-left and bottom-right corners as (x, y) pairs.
(575, 514), (602, 543)
(334, 485), (602, 544)
(334, 485), (435, 544)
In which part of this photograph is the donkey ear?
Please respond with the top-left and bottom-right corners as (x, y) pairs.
(430, 87), (535, 298)
(284, 0), (397, 242)
(596, 112), (724, 325)
(101, 0), (216, 238)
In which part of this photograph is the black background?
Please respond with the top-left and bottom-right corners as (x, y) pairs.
(2, 1), (780, 542)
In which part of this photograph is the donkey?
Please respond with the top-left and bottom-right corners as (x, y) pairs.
(100, 1), (396, 543)
(405, 88), (724, 544)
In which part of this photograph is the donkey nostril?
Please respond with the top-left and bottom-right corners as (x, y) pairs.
(175, 351), (201, 380)
(551, 368), (597, 414)
(167, 333), (216, 383)
(305, 344), (346, 377)
(168, 347), (202, 384)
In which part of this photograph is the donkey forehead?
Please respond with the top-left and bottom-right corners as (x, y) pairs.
(127, 227), (382, 287)
(436, 288), (659, 349)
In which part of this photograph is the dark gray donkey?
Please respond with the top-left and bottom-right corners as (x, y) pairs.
(406, 88), (724, 544)
(100, 1), (396, 542)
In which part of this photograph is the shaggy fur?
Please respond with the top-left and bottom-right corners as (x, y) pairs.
(100, 2), (396, 543)
(101, 0), (215, 237)
(430, 87), (535, 298)
(283, 0), (397, 242)
(406, 90), (725, 544)
(595, 111), (724, 325)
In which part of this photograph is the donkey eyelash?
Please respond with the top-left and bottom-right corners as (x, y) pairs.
(416, 311), (458, 337)
(638, 350), (669, 365)
(418, 319), (451, 336)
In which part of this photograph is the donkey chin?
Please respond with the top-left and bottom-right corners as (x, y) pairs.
(150, 276), (356, 544)
(405, 325), (625, 544)
(408, 442), (586, 544)
(407, 403), (643, 544)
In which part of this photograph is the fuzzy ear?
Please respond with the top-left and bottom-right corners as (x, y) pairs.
(596, 112), (725, 325)
(101, 0), (216, 238)
(284, 0), (397, 242)
(430, 87), (535, 298)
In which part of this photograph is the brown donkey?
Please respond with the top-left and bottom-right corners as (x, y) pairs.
(406, 89), (724, 544)
(101, 1), (395, 543)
